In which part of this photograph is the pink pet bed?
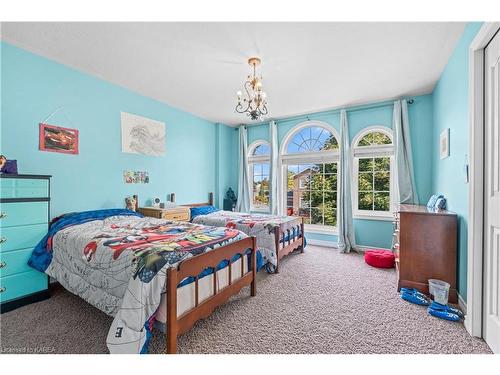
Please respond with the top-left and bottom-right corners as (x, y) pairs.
(364, 249), (395, 269)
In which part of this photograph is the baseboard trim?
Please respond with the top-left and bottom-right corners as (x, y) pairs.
(307, 239), (337, 248)
(458, 293), (467, 315)
(354, 245), (391, 253)
(306, 241), (392, 252)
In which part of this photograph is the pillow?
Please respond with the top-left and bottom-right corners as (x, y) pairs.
(190, 205), (220, 220)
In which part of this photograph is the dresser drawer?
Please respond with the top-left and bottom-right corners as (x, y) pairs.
(0, 271), (47, 303)
(1, 178), (49, 199)
(0, 248), (35, 277)
(0, 223), (46, 253)
(0, 201), (48, 228)
(162, 212), (190, 221)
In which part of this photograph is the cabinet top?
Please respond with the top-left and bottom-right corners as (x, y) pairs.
(0, 174), (51, 179)
(398, 204), (456, 216)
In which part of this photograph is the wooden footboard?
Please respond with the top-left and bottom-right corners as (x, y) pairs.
(273, 217), (305, 273)
(165, 236), (256, 353)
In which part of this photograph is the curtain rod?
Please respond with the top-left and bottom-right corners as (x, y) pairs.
(240, 98), (414, 128)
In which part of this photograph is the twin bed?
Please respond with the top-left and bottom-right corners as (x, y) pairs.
(27, 198), (305, 354)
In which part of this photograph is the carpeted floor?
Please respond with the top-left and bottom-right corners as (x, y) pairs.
(0, 246), (492, 354)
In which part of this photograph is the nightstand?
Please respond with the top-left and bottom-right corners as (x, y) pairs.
(139, 206), (191, 222)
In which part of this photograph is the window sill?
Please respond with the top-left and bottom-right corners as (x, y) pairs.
(353, 213), (393, 222)
(304, 224), (338, 235)
(250, 208), (270, 214)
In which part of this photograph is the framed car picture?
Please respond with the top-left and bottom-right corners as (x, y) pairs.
(39, 123), (79, 154)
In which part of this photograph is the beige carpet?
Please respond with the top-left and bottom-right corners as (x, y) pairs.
(0, 246), (491, 354)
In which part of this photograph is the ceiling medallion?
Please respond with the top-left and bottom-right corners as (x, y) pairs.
(235, 57), (268, 121)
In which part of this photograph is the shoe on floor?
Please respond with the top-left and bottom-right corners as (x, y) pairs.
(400, 288), (428, 300)
(400, 290), (430, 306)
(427, 306), (461, 322)
(429, 301), (464, 318)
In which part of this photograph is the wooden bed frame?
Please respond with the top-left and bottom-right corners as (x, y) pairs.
(177, 193), (305, 273)
(165, 236), (256, 353)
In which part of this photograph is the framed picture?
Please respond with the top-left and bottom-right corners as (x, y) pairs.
(439, 128), (449, 159)
(121, 112), (165, 157)
(39, 123), (79, 154)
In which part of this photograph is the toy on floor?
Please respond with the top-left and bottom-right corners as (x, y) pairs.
(364, 249), (395, 268)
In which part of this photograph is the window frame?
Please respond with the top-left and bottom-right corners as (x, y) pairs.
(352, 126), (397, 221)
(248, 140), (271, 213)
(280, 121), (340, 234)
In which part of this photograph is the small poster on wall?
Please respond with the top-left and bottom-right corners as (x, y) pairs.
(439, 128), (450, 159)
(121, 112), (166, 157)
(39, 123), (79, 154)
(123, 170), (149, 184)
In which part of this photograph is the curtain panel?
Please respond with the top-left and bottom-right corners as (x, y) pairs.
(393, 100), (419, 205)
(236, 126), (251, 212)
(337, 109), (356, 253)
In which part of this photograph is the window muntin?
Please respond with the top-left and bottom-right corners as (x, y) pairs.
(352, 127), (394, 217)
(286, 126), (338, 154)
(248, 141), (271, 211)
(357, 131), (392, 146)
(252, 143), (270, 156)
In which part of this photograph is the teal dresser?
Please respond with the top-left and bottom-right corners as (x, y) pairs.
(0, 174), (51, 313)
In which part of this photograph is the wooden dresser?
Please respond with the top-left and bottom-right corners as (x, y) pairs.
(139, 206), (190, 222)
(393, 204), (458, 303)
(0, 174), (51, 313)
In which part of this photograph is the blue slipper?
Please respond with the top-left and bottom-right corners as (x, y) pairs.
(428, 306), (461, 322)
(400, 290), (430, 306)
(429, 301), (464, 318)
(400, 288), (429, 300)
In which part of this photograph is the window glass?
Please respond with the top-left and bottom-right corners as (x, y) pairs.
(286, 162), (338, 226)
(357, 156), (390, 212)
(286, 126), (338, 153)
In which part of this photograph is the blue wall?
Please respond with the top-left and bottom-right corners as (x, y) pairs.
(246, 94), (434, 248)
(0, 42), (234, 217)
(215, 123), (238, 207)
(431, 23), (483, 301)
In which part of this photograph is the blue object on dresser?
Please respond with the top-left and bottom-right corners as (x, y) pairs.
(0, 174), (51, 313)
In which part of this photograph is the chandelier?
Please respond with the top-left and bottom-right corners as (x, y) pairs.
(235, 57), (268, 121)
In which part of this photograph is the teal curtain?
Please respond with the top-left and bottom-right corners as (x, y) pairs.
(269, 120), (282, 215)
(337, 109), (356, 253)
(393, 100), (419, 204)
(236, 126), (251, 212)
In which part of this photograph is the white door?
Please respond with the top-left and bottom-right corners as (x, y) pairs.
(484, 29), (500, 354)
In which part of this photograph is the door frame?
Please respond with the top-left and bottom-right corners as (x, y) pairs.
(467, 22), (500, 338)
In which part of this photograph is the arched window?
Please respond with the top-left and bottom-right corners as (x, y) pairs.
(281, 122), (340, 230)
(248, 140), (271, 211)
(352, 126), (395, 218)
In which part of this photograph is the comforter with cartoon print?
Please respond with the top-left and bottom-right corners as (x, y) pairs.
(192, 210), (302, 268)
(28, 209), (247, 354)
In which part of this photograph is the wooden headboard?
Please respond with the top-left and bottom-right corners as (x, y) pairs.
(170, 192), (214, 207)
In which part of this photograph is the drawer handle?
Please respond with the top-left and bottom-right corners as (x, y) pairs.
(0, 212), (6, 219)
(0, 237), (6, 244)
(0, 287), (5, 293)
(0, 261), (6, 269)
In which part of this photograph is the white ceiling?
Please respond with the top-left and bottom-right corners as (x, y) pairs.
(1, 22), (466, 125)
